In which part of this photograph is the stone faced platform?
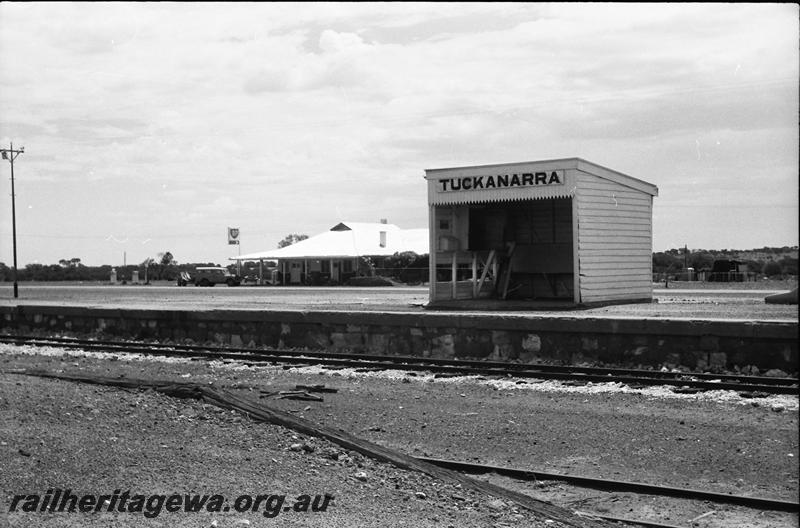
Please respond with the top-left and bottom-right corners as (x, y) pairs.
(2, 305), (796, 373)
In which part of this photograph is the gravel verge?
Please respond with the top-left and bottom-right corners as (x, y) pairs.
(1, 346), (797, 528)
(1, 350), (581, 528)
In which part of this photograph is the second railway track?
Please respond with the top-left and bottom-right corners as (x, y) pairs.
(2, 334), (797, 395)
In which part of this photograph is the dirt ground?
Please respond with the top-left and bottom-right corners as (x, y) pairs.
(1, 346), (797, 528)
(0, 358), (571, 528)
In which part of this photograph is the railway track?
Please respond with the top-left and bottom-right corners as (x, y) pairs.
(7, 366), (798, 528)
(421, 457), (799, 528)
(418, 457), (800, 513)
(2, 334), (797, 395)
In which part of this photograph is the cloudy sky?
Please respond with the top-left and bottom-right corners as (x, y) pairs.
(0, 2), (797, 267)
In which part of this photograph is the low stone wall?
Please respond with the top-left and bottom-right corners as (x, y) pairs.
(1, 305), (797, 373)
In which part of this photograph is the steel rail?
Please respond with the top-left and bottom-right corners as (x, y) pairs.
(587, 516), (687, 528)
(3, 334), (796, 386)
(416, 457), (800, 513)
(1, 335), (797, 395)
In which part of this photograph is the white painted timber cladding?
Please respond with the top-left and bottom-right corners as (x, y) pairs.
(576, 171), (653, 303)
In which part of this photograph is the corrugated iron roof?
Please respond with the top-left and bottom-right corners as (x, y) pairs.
(232, 222), (429, 261)
(425, 157), (657, 205)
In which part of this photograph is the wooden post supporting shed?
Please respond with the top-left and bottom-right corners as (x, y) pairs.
(425, 158), (658, 308)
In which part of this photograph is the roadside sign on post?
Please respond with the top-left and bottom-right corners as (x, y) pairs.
(228, 227), (240, 245)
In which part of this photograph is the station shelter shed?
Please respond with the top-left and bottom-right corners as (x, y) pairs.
(425, 158), (659, 307)
(231, 221), (429, 285)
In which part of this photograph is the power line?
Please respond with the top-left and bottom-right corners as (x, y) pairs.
(0, 142), (24, 298)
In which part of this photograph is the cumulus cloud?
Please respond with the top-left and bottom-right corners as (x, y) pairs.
(243, 30), (372, 94)
(0, 3), (796, 265)
(318, 29), (367, 53)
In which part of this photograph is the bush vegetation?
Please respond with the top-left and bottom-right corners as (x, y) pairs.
(1, 247), (795, 283)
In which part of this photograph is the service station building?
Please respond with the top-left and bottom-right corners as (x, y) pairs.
(425, 158), (659, 307)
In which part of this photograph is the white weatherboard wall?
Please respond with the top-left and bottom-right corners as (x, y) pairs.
(574, 161), (656, 303)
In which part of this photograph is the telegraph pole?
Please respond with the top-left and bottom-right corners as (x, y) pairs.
(1, 142), (24, 298)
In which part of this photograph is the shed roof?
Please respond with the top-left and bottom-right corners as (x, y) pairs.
(425, 157), (658, 205)
(232, 222), (429, 261)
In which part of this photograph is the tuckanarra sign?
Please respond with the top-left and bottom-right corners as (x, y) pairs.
(437, 170), (564, 192)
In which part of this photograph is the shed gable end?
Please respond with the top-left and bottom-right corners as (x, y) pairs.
(576, 171), (654, 303)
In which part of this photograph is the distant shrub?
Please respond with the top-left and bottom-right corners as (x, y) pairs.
(346, 276), (394, 287)
(763, 261), (783, 277)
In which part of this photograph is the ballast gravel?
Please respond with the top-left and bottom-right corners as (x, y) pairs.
(0, 351), (576, 528)
(1, 346), (797, 528)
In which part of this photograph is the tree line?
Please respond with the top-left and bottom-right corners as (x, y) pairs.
(652, 249), (797, 277)
(0, 251), (230, 283)
(1, 246), (797, 282)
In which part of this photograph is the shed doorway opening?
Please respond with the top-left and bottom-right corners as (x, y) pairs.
(433, 198), (574, 302)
